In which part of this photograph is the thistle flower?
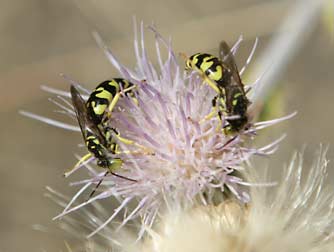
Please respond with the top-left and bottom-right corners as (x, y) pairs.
(48, 148), (334, 252)
(137, 147), (334, 252)
(21, 21), (294, 238)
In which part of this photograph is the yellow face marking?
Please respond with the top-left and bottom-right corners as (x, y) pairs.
(93, 104), (108, 115)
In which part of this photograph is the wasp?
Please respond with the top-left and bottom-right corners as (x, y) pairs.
(218, 41), (250, 132)
(69, 79), (139, 197)
(86, 79), (137, 126)
(183, 41), (250, 133)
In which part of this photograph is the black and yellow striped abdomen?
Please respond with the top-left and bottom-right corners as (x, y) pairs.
(186, 53), (231, 90)
(184, 41), (251, 133)
(85, 131), (108, 161)
(85, 130), (122, 170)
(86, 78), (135, 125)
(70, 83), (126, 176)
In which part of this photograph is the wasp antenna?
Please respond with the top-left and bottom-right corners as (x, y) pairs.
(179, 52), (188, 61)
(110, 172), (137, 182)
(87, 171), (110, 200)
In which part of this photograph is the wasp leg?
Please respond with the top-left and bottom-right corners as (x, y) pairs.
(216, 100), (228, 131)
(115, 148), (155, 156)
(107, 127), (143, 147)
(200, 108), (218, 123)
(179, 52), (189, 62)
(202, 75), (221, 94)
(127, 79), (147, 106)
(105, 127), (155, 155)
(105, 85), (137, 118)
(87, 167), (137, 200)
(114, 134), (155, 155)
(199, 96), (227, 133)
(64, 152), (92, 177)
(200, 95), (221, 123)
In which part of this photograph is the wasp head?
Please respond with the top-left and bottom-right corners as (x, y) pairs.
(97, 157), (123, 172)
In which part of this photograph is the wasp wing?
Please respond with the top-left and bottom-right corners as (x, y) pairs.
(70, 85), (106, 144)
(219, 41), (243, 88)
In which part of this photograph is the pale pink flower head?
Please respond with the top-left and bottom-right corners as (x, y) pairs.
(23, 21), (293, 238)
(139, 148), (334, 252)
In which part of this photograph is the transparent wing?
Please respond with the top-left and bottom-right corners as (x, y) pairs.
(219, 41), (243, 86)
(70, 85), (105, 143)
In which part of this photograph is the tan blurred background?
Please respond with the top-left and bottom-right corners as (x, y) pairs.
(0, 0), (333, 251)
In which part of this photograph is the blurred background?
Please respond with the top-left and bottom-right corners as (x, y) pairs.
(0, 0), (333, 251)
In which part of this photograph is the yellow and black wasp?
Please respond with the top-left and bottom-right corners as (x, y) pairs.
(85, 79), (137, 126)
(69, 79), (139, 197)
(183, 41), (250, 133)
(218, 41), (250, 132)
